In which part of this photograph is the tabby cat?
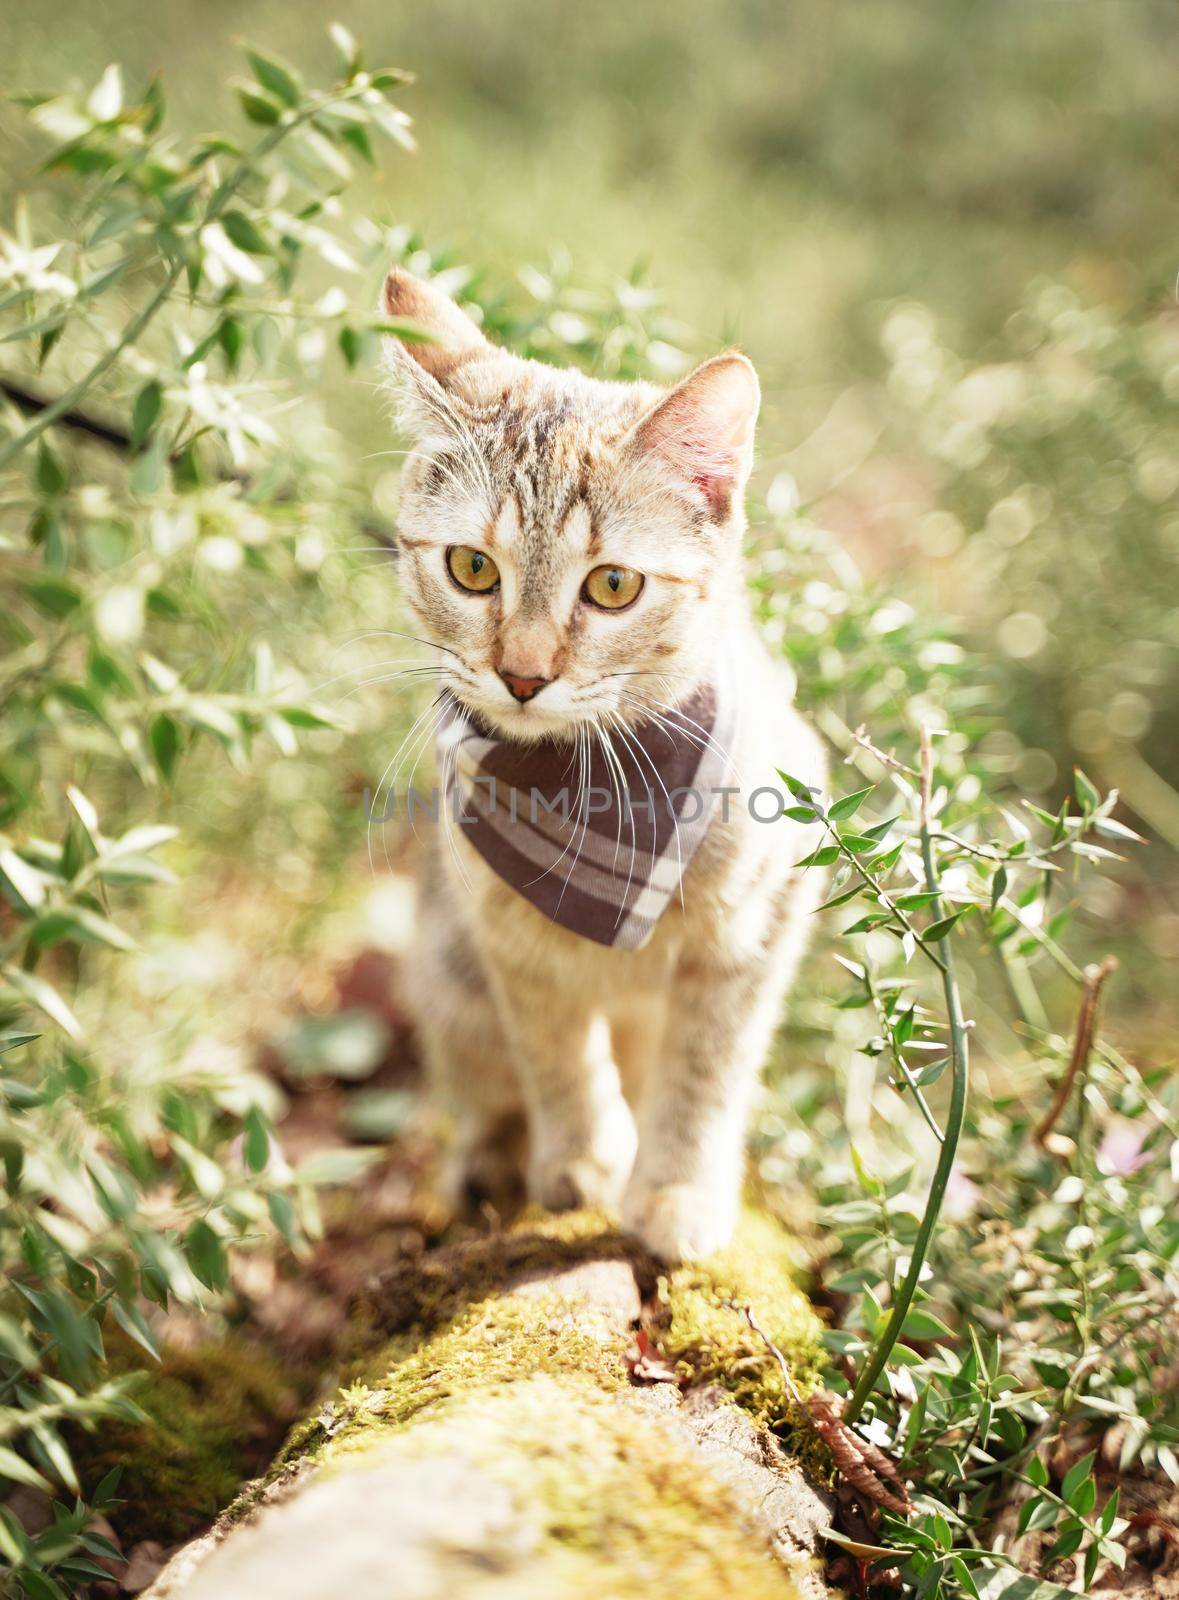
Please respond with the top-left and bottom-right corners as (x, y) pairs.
(382, 267), (825, 1261)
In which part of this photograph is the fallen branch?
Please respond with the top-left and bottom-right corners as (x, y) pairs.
(141, 1217), (834, 1600)
(1034, 955), (1118, 1154)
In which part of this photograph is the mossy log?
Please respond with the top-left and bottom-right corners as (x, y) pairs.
(144, 1210), (833, 1600)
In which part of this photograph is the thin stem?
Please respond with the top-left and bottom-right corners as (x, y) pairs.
(0, 82), (366, 471)
(0, 267), (183, 470)
(844, 724), (972, 1423)
(860, 955), (945, 1144)
(1033, 956), (1118, 1151)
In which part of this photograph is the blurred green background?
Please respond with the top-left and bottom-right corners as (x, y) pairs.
(5, 0), (1177, 1000)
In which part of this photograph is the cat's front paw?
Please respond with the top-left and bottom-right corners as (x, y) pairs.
(623, 1181), (736, 1262)
(529, 1151), (629, 1213)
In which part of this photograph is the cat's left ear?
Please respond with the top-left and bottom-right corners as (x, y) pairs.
(626, 352), (760, 520)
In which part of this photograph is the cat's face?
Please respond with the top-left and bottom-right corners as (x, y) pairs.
(383, 268), (759, 742)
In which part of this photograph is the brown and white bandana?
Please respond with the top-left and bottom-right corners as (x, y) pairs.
(437, 673), (738, 950)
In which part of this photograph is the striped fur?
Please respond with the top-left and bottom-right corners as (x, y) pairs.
(383, 268), (826, 1260)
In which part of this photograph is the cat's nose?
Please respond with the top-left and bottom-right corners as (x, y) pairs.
(498, 669), (552, 703)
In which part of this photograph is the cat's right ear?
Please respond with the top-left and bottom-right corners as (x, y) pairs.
(380, 267), (492, 390)
(382, 268), (492, 435)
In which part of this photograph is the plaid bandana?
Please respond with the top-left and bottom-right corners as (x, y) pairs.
(437, 673), (737, 950)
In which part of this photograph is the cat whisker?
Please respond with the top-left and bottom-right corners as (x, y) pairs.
(603, 710), (662, 885)
(330, 628), (459, 660)
(312, 658), (435, 696)
(338, 666), (443, 702)
(554, 727), (598, 915)
(597, 720), (641, 919)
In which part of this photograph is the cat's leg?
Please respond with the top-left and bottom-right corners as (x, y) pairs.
(414, 994), (526, 1208)
(487, 973), (637, 1212)
(622, 887), (816, 1260)
(609, 997), (667, 1111)
(406, 883), (525, 1207)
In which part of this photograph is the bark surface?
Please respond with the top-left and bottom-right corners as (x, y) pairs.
(143, 1210), (833, 1600)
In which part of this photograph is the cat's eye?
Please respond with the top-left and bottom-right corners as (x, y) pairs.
(446, 545), (500, 594)
(582, 564), (644, 611)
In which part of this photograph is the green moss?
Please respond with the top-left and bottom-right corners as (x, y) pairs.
(275, 1205), (825, 1516)
(275, 1277), (631, 1473)
(661, 1208), (824, 1434)
(75, 1332), (301, 1544)
(247, 1208), (825, 1593)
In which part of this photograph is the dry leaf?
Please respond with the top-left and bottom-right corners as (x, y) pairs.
(626, 1327), (680, 1385)
(807, 1393), (913, 1517)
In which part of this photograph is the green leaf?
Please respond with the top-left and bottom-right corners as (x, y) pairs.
(816, 883), (864, 911)
(329, 22), (361, 72)
(1, 968), (82, 1039)
(1069, 1477), (1096, 1516)
(243, 1106), (270, 1173)
(1099, 1486), (1121, 1534)
(0, 1444), (51, 1491)
(914, 1057), (949, 1086)
(131, 380), (163, 447)
(1032, 1352), (1072, 1390)
(1073, 767), (1100, 814)
(88, 62), (123, 121)
(828, 786), (874, 822)
(130, 437), (165, 495)
(222, 209), (271, 255)
(338, 324), (362, 367)
(32, 905), (136, 953)
(1017, 1495), (1059, 1537)
(1043, 1525), (1084, 1565)
(35, 439), (67, 496)
(1027, 1454), (1049, 1487)
(795, 845), (840, 868)
(900, 1306), (955, 1341)
(923, 908), (971, 942)
(1092, 816), (1145, 844)
(185, 1218), (229, 1290)
(776, 769), (820, 805)
(0, 1032), (39, 1056)
(22, 576), (81, 617)
(976, 1564), (1076, 1599)
(894, 891), (940, 910)
(276, 705), (337, 729)
(235, 84), (282, 125)
(248, 47), (302, 107)
(1061, 1449), (1096, 1504)
(0, 847), (47, 913)
(149, 713), (181, 780)
(112, 1297), (160, 1362)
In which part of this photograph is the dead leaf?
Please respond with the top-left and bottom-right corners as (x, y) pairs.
(807, 1393), (913, 1517)
(626, 1328), (680, 1386)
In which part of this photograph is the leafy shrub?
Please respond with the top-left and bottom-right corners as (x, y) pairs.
(0, 32), (427, 1595)
(746, 496), (1176, 1596)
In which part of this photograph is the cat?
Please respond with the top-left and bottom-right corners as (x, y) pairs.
(381, 266), (826, 1261)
